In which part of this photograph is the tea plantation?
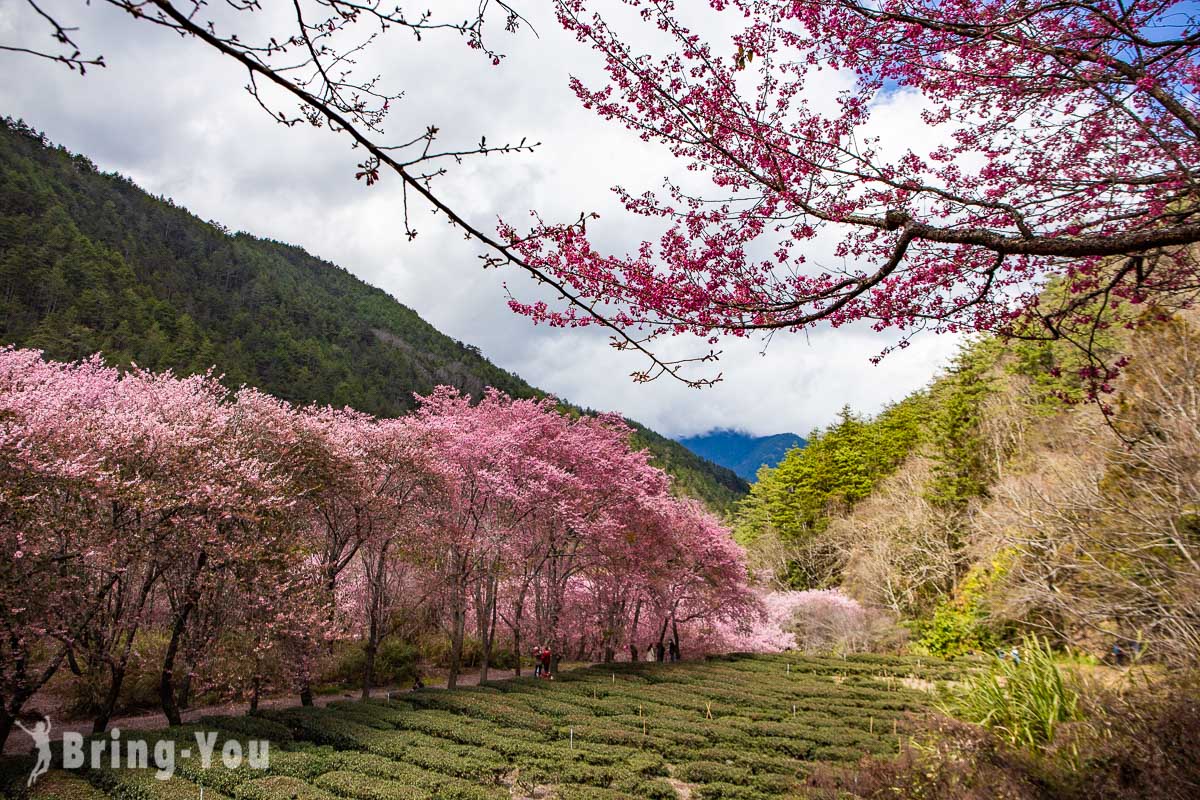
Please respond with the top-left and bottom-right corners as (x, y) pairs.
(3, 654), (961, 800)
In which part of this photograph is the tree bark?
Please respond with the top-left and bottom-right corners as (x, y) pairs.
(477, 574), (499, 684)
(362, 639), (377, 700)
(447, 568), (468, 689)
(160, 550), (207, 727)
(0, 710), (13, 754)
(93, 567), (158, 733)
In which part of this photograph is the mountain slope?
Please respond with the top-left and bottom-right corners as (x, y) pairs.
(679, 430), (807, 480)
(731, 299), (1200, 661)
(0, 117), (748, 509)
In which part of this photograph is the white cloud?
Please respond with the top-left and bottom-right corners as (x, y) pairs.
(0, 0), (961, 438)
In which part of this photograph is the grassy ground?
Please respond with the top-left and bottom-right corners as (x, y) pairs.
(1, 653), (963, 800)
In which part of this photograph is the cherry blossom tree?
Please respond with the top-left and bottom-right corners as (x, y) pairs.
(11, 0), (1199, 383)
(496, 0), (1200, 383)
(0, 351), (310, 739)
(0, 349), (768, 747)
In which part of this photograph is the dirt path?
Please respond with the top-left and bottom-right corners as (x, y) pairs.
(3, 669), (519, 756)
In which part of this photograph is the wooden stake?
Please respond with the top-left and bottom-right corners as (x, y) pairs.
(893, 719), (897, 735)
(705, 703), (712, 720)
(870, 717), (874, 733)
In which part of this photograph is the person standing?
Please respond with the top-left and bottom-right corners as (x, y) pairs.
(533, 645), (543, 678)
(540, 646), (552, 679)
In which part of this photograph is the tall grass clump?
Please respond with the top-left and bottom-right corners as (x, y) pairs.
(946, 634), (1081, 747)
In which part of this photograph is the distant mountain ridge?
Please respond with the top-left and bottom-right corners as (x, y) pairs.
(678, 430), (808, 481)
(0, 117), (749, 510)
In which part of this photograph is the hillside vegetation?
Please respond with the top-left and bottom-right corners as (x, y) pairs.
(734, 301), (1200, 662)
(0, 119), (746, 510)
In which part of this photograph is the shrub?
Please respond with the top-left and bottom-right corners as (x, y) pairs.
(946, 634), (1080, 747)
(234, 777), (335, 800)
(27, 771), (112, 800)
(97, 770), (231, 800)
(1048, 670), (1200, 800)
(676, 761), (752, 786)
(553, 787), (635, 800)
(199, 716), (293, 743)
(262, 747), (339, 780)
(403, 747), (506, 782)
(692, 783), (774, 800)
(312, 771), (429, 800)
(916, 563), (1003, 658)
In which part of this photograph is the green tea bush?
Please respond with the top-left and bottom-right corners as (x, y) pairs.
(93, 770), (221, 800)
(691, 782), (774, 800)
(18, 654), (958, 800)
(609, 775), (677, 799)
(553, 786), (637, 800)
(199, 716), (293, 743)
(27, 772), (113, 800)
(234, 777), (334, 800)
(676, 761), (752, 785)
(262, 747), (338, 780)
(402, 747), (506, 782)
(311, 771), (428, 800)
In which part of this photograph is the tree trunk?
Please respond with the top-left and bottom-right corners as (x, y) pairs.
(477, 573), (499, 684)
(160, 550), (207, 727)
(447, 583), (467, 690)
(177, 670), (193, 710)
(629, 599), (642, 661)
(300, 685), (314, 707)
(0, 710), (13, 754)
(94, 567), (157, 733)
(362, 639), (377, 700)
(509, 602), (524, 678)
(93, 663), (126, 734)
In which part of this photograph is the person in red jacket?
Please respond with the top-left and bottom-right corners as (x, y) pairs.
(539, 646), (552, 679)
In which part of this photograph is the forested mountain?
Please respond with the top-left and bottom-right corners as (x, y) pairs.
(733, 296), (1200, 662)
(679, 430), (807, 480)
(0, 118), (747, 509)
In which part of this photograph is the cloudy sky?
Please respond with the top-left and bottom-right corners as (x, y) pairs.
(0, 0), (962, 439)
